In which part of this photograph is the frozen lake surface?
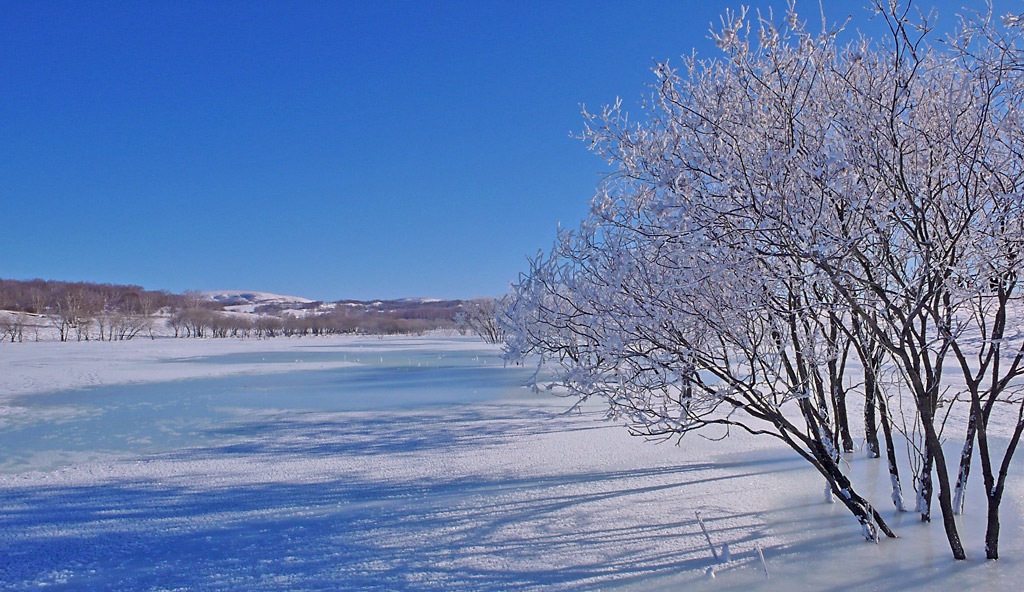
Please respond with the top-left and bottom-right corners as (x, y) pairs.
(2, 336), (1024, 591)
(0, 340), (529, 473)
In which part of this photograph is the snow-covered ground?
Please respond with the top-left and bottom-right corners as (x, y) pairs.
(1, 336), (1023, 590)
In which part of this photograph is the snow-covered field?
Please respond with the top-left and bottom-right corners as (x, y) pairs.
(1, 336), (1023, 590)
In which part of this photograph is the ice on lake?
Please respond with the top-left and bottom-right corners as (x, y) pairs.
(0, 341), (530, 473)
(2, 336), (1024, 591)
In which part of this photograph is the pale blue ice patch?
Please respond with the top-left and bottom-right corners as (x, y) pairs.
(0, 345), (537, 473)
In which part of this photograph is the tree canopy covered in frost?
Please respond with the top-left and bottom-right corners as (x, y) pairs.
(503, 0), (1024, 560)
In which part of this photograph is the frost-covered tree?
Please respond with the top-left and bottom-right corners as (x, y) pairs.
(455, 298), (506, 344)
(504, 1), (1024, 559)
(935, 10), (1024, 560)
(505, 4), (896, 541)
(805, 4), (1024, 559)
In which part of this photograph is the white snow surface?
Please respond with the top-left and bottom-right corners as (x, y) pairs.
(1, 336), (1023, 590)
(0, 337), (355, 403)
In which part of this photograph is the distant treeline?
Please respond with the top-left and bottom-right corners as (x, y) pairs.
(0, 277), (180, 315)
(0, 278), (502, 343)
(166, 298), (468, 339)
(0, 278), (179, 342)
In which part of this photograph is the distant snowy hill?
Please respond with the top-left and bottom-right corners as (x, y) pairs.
(200, 291), (317, 313)
(201, 290), (315, 306)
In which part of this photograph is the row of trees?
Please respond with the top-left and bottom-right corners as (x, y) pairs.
(0, 279), (179, 342)
(166, 306), (457, 339)
(1, 278), (504, 343)
(503, 2), (1024, 560)
(166, 296), (483, 339)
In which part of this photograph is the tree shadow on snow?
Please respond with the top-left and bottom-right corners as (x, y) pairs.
(0, 404), (820, 591)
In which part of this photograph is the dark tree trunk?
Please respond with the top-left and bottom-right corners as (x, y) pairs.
(924, 425), (967, 559)
(979, 411), (1024, 561)
(797, 400), (896, 540)
(826, 321), (855, 454)
(821, 447), (897, 539)
(986, 495), (1001, 560)
(919, 445), (933, 522)
(834, 382), (855, 453)
(877, 387), (906, 510)
(864, 359), (880, 458)
(953, 415), (976, 515)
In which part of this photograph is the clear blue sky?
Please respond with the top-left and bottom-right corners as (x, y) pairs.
(0, 1), (1008, 301)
